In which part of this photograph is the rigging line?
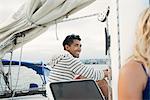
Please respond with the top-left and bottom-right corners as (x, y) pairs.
(55, 20), (59, 40)
(57, 13), (99, 23)
(0, 61), (4, 91)
(116, 0), (121, 69)
(8, 50), (13, 91)
(0, 59), (5, 75)
(0, 75), (3, 91)
(0, 59), (11, 91)
(39, 75), (45, 85)
(12, 35), (25, 98)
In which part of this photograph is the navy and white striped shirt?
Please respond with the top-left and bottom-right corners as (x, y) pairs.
(47, 51), (104, 82)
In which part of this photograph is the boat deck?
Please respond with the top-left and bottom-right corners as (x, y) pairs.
(1, 94), (48, 100)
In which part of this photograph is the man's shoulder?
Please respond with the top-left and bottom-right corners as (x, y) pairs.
(57, 50), (72, 58)
(47, 51), (73, 65)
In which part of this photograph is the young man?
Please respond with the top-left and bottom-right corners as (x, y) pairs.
(46, 34), (110, 99)
(47, 34), (109, 82)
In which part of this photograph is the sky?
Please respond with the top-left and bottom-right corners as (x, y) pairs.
(0, 0), (109, 63)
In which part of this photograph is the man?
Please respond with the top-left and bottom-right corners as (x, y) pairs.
(47, 34), (109, 82)
(46, 34), (110, 99)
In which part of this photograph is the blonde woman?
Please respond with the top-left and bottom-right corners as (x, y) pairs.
(118, 7), (150, 100)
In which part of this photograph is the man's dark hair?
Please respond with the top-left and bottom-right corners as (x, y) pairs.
(63, 34), (81, 50)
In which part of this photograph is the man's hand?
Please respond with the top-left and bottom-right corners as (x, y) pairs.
(103, 68), (111, 79)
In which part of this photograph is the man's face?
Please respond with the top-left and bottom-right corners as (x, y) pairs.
(65, 39), (81, 58)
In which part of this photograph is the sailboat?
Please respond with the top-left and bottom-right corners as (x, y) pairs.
(1, 59), (50, 98)
(0, 0), (149, 100)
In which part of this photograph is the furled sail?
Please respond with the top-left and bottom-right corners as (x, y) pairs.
(0, 0), (95, 59)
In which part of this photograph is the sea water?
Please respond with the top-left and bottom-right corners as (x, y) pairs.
(0, 64), (107, 93)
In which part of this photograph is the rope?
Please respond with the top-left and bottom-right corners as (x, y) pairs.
(0, 61), (4, 91)
(8, 50), (13, 91)
(0, 75), (3, 91)
(0, 59), (12, 91)
(57, 13), (99, 23)
(58, 7), (110, 24)
(11, 35), (25, 99)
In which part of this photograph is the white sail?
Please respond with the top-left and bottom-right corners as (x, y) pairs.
(0, 0), (95, 59)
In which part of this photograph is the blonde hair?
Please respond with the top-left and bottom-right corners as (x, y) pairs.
(133, 7), (150, 67)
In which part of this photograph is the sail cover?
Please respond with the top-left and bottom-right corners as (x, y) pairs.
(0, 0), (95, 59)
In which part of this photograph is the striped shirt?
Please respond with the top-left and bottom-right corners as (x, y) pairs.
(47, 51), (104, 82)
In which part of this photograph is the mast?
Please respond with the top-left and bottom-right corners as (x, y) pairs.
(110, 0), (149, 100)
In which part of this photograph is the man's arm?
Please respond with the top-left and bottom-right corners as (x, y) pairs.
(70, 58), (111, 80)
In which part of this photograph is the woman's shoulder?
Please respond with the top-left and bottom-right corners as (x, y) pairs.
(118, 61), (147, 99)
(120, 60), (142, 74)
(119, 59), (147, 87)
